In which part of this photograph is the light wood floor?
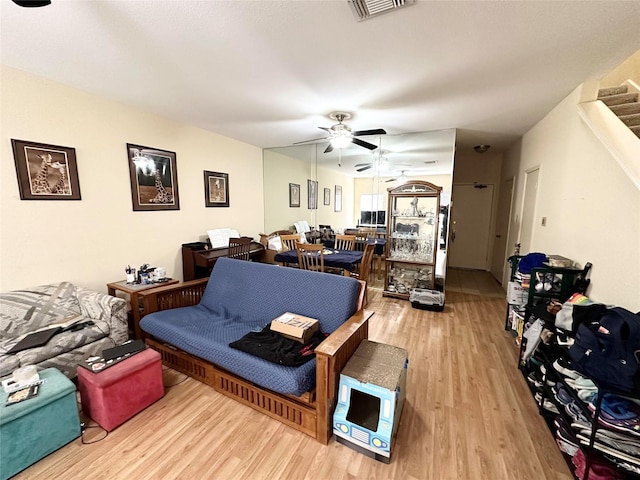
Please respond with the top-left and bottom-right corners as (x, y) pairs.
(15, 271), (572, 480)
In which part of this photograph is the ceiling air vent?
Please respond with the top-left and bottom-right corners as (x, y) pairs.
(349, 0), (415, 21)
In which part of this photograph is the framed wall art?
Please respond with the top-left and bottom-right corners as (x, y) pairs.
(204, 171), (229, 207)
(308, 179), (318, 210)
(324, 188), (330, 206)
(289, 183), (300, 207)
(11, 139), (81, 200)
(127, 144), (179, 211)
(335, 185), (342, 212)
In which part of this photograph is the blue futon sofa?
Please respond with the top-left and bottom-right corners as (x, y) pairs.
(139, 257), (371, 443)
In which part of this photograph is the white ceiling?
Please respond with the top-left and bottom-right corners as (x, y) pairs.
(2, 0), (640, 167)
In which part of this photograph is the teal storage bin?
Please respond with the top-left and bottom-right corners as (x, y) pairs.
(0, 368), (80, 480)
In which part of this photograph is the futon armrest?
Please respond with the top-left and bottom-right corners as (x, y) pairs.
(314, 308), (372, 445)
(315, 309), (372, 358)
(139, 278), (209, 317)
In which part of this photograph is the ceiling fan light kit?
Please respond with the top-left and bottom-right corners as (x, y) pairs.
(295, 111), (386, 157)
(330, 134), (353, 149)
(473, 144), (491, 154)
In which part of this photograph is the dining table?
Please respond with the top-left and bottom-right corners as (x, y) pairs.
(323, 237), (386, 255)
(273, 248), (364, 276)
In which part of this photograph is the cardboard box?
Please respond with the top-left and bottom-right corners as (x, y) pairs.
(270, 312), (319, 343)
(332, 340), (408, 463)
(507, 281), (528, 305)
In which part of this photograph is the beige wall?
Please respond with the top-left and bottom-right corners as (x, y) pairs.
(502, 83), (640, 311)
(262, 149), (355, 233)
(316, 166), (355, 230)
(1, 66), (264, 292)
(601, 48), (640, 86)
(263, 149), (313, 233)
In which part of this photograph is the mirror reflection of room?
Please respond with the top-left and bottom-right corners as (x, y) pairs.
(263, 129), (455, 292)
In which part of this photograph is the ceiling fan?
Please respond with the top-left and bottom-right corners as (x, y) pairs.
(11, 1), (51, 6)
(355, 150), (411, 173)
(294, 112), (386, 153)
(385, 171), (408, 183)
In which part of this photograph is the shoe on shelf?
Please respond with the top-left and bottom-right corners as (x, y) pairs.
(565, 376), (597, 392)
(556, 333), (575, 347)
(565, 401), (590, 424)
(536, 364), (556, 387)
(553, 384), (574, 406)
(535, 392), (560, 414)
(553, 357), (582, 379)
(527, 371), (544, 388)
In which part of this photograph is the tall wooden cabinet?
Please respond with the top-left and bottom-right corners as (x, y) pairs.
(383, 181), (442, 299)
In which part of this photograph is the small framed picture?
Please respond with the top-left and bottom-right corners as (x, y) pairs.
(289, 183), (300, 207)
(204, 171), (229, 207)
(335, 185), (342, 212)
(11, 139), (81, 200)
(324, 188), (330, 206)
(127, 144), (179, 211)
(308, 179), (318, 210)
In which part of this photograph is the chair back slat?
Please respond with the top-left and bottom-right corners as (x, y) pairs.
(228, 237), (252, 261)
(334, 234), (356, 250)
(280, 234), (301, 252)
(354, 227), (376, 251)
(296, 243), (325, 272)
(357, 242), (376, 283)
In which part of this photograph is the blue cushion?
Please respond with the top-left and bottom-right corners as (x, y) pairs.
(140, 258), (360, 395)
(200, 258), (359, 334)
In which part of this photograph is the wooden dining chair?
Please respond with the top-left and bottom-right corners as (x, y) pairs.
(296, 243), (325, 273)
(334, 234), (356, 250)
(351, 242), (376, 306)
(279, 233), (300, 252)
(354, 227), (376, 251)
(228, 237), (252, 261)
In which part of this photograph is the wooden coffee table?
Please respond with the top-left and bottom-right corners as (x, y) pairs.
(107, 279), (179, 339)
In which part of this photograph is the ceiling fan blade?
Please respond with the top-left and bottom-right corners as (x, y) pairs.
(354, 163), (373, 167)
(292, 136), (329, 145)
(352, 129), (386, 136)
(352, 137), (378, 150)
(385, 178), (398, 182)
(12, 0), (51, 6)
(318, 127), (331, 132)
(357, 165), (373, 172)
(324, 143), (334, 153)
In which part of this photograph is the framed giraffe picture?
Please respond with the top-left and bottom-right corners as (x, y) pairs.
(11, 139), (81, 200)
(204, 170), (229, 207)
(126, 143), (180, 211)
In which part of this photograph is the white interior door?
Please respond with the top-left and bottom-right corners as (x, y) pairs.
(449, 183), (494, 270)
(490, 177), (514, 284)
(519, 168), (540, 254)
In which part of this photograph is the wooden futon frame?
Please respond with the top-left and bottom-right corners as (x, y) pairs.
(138, 278), (371, 444)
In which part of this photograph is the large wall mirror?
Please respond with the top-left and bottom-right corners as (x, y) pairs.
(263, 129), (456, 284)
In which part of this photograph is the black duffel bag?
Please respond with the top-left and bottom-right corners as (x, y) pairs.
(568, 307), (640, 393)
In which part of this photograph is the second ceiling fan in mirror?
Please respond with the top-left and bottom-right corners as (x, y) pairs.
(294, 112), (386, 153)
(355, 149), (411, 173)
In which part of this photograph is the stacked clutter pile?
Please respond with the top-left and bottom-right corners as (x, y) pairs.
(519, 291), (640, 479)
(515, 252), (548, 290)
(507, 252), (549, 346)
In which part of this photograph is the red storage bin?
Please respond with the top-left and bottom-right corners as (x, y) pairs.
(77, 348), (164, 431)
